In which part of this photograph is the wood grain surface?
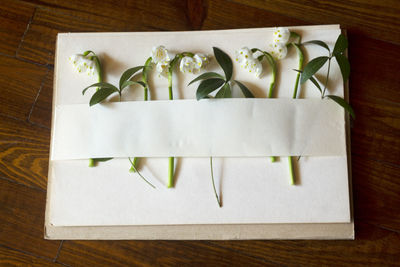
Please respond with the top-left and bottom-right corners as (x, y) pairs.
(0, 0), (399, 266)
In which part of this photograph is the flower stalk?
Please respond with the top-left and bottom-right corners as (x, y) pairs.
(210, 157), (221, 207)
(130, 57), (152, 173)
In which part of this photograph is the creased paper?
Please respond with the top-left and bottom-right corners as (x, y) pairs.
(52, 99), (345, 160)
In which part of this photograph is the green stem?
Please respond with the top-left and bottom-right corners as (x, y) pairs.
(267, 54), (277, 161)
(129, 158), (155, 188)
(322, 57), (332, 98)
(129, 157), (138, 173)
(85, 51), (103, 166)
(288, 41), (304, 185)
(88, 158), (95, 167)
(210, 157), (222, 207)
(167, 66), (174, 188)
(268, 66), (276, 98)
(292, 44), (304, 99)
(132, 57), (152, 172)
(288, 157), (295, 185)
(167, 157), (174, 188)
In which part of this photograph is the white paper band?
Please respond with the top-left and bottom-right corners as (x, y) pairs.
(51, 99), (346, 160)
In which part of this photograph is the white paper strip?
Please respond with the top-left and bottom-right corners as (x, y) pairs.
(52, 98), (345, 160)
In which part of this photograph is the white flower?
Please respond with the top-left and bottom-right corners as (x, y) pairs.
(235, 47), (262, 77)
(179, 56), (197, 74)
(69, 54), (97, 76)
(235, 47), (253, 63)
(193, 53), (209, 70)
(268, 43), (288, 60)
(156, 61), (169, 76)
(240, 58), (262, 77)
(151, 45), (170, 64)
(273, 27), (290, 44)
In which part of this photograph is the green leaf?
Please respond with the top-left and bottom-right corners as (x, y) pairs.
(309, 76), (323, 94)
(188, 72), (224, 85)
(234, 80), (254, 98)
(196, 78), (225, 100)
(215, 83), (231, 98)
(326, 95), (355, 119)
(300, 56), (329, 84)
(92, 158), (113, 162)
(119, 66), (144, 89)
(333, 34), (348, 55)
(213, 47), (232, 81)
(294, 69), (322, 94)
(82, 82), (118, 95)
(334, 53), (350, 82)
(89, 87), (118, 106)
(302, 40), (330, 52)
(142, 57), (153, 82)
(121, 80), (146, 91)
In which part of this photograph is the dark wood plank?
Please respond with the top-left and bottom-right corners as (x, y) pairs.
(17, 6), (133, 65)
(202, 0), (308, 30)
(232, 0), (400, 45)
(0, 245), (63, 266)
(0, 55), (48, 120)
(351, 97), (400, 165)
(17, 1), (191, 65)
(57, 239), (270, 266)
(207, 222), (400, 266)
(0, 115), (50, 190)
(0, 0), (35, 56)
(353, 155), (400, 231)
(29, 68), (53, 128)
(21, 0), (191, 31)
(348, 34), (400, 104)
(0, 178), (60, 259)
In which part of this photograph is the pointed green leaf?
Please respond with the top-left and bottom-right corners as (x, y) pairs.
(326, 95), (355, 119)
(188, 72), (224, 85)
(142, 57), (152, 82)
(215, 83), (231, 98)
(119, 66), (144, 89)
(92, 158), (113, 162)
(213, 47), (232, 81)
(121, 80), (146, 91)
(82, 82), (118, 95)
(234, 80), (254, 98)
(302, 40), (330, 52)
(294, 69), (322, 94)
(333, 34), (348, 55)
(334, 53), (350, 82)
(309, 76), (322, 94)
(89, 87), (118, 106)
(196, 78), (225, 100)
(300, 56), (329, 84)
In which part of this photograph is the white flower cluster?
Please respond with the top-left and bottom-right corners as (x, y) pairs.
(235, 47), (262, 77)
(179, 53), (209, 74)
(151, 45), (171, 76)
(268, 27), (290, 60)
(69, 54), (97, 76)
(152, 45), (209, 75)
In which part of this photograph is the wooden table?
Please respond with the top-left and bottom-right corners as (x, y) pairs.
(1, 0), (399, 265)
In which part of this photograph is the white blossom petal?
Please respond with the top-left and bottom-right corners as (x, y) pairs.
(268, 43), (288, 60)
(235, 47), (253, 63)
(179, 56), (196, 74)
(193, 53), (209, 70)
(156, 61), (169, 76)
(69, 54), (97, 76)
(151, 45), (170, 64)
(272, 27), (290, 44)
